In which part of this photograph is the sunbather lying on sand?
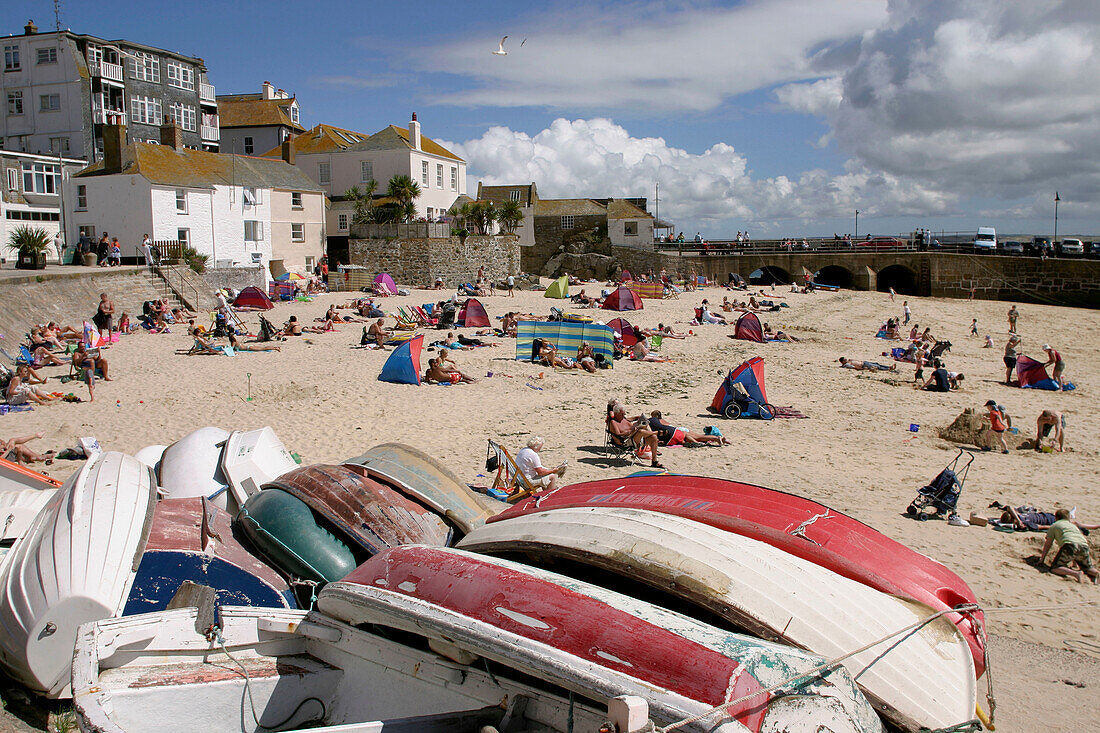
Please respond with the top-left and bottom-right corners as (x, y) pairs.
(764, 323), (799, 342)
(648, 411), (729, 447)
(1, 433), (55, 464)
(227, 332), (280, 352)
(983, 503), (1098, 532)
(838, 357), (897, 372)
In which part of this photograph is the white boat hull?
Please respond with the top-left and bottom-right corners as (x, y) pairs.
(457, 507), (977, 732)
(0, 452), (156, 697)
(0, 488), (56, 546)
(220, 427), (298, 508)
(157, 427), (230, 509)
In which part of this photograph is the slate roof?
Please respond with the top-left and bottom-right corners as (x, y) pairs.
(606, 199), (653, 220)
(217, 96), (304, 131)
(261, 123), (370, 156)
(74, 142), (324, 192)
(477, 183), (537, 206)
(534, 199), (608, 217)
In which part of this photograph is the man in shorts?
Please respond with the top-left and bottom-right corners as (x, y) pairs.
(1039, 509), (1098, 583)
(515, 436), (565, 491)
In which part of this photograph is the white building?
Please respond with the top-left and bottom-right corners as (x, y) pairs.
(217, 81), (304, 156)
(66, 123), (324, 275)
(1, 149), (86, 263)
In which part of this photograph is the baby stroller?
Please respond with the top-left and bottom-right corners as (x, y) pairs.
(906, 448), (974, 521)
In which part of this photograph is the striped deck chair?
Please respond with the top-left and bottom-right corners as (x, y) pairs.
(413, 305), (437, 326)
(390, 311), (417, 331)
(487, 439), (540, 503)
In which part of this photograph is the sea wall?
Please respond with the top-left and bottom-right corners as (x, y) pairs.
(348, 235), (522, 287)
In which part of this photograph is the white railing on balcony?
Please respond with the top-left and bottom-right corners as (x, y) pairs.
(201, 124), (219, 141)
(91, 60), (124, 82)
(93, 107), (127, 125)
(199, 83), (216, 103)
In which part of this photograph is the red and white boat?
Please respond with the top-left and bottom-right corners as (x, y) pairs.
(495, 475), (985, 675)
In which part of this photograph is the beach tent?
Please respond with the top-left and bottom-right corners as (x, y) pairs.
(606, 317), (638, 347)
(629, 282), (665, 299)
(517, 321), (614, 368)
(601, 286), (643, 311)
(709, 357), (768, 413)
(1014, 354), (1074, 390)
(457, 298), (490, 328)
(378, 335), (423, 385)
(733, 312), (765, 343)
(620, 270), (632, 282)
(374, 272), (397, 293)
(543, 276), (569, 299)
(233, 286), (274, 310)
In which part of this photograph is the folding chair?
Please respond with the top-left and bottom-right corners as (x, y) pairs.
(603, 423), (638, 465)
(486, 439), (540, 504)
(390, 311), (417, 331)
(649, 335), (664, 353)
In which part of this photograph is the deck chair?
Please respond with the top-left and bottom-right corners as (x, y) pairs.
(929, 340), (952, 358)
(413, 305), (437, 326)
(649, 335), (664, 353)
(604, 422), (639, 465)
(486, 439), (540, 504)
(390, 311), (417, 331)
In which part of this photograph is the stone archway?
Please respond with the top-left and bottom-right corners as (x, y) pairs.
(877, 264), (919, 295)
(815, 264), (854, 289)
(749, 265), (791, 286)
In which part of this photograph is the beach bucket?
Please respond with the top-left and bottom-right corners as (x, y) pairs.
(909, 424), (919, 432)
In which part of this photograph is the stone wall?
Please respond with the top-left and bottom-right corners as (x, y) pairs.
(527, 214), (606, 273)
(201, 265), (267, 294)
(348, 235), (522, 287)
(928, 255), (1100, 307)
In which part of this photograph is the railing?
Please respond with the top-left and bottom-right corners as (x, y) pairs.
(653, 238), (1099, 258)
(199, 83), (216, 103)
(200, 124), (219, 142)
(90, 60), (124, 82)
(93, 107), (127, 125)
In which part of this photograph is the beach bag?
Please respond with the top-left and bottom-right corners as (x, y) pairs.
(703, 426), (722, 437)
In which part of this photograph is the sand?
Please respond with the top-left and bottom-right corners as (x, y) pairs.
(4, 281), (1098, 730)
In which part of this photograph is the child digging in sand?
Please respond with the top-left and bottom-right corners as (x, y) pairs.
(1038, 509), (1098, 584)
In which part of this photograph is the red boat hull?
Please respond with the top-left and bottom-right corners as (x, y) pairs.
(494, 475), (985, 676)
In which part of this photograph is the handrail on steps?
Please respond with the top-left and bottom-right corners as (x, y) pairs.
(153, 264), (203, 312)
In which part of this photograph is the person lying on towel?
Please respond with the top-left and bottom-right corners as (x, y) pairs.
(647, 411), (729, 447)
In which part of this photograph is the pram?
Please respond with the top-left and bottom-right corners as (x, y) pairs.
(906, 448), (974, 520)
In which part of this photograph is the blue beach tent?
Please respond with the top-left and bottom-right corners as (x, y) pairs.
(378, 335), (423, 385)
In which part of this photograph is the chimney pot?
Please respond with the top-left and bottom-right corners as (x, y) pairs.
(409, 114), (421, 151)
(411, 112), (417, 122)
(24, 19), (38, 35)
(159, 119), (183, 150)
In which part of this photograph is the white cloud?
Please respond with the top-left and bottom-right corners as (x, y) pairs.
(423, 0), (887, 111)
(443, 118), (948, 234)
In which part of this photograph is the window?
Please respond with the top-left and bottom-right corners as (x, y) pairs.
(39, 94), (61, 112)
(436, 163), (443, 189)
(291, 223), (304, 242)
(319, 162), (330, 184)
(76, 184), (87, 210)
(128, 52), (160, 82)
(560, 215), (575, 230)
(426, 208), (433, 220)
(509, 190), (521, 202)
(21, 162), (60, 194)
(169, 103), (196, 132)
(243, 136), (254, 155)
(79, 225), (96, 240)
(175, 189), (187, 213)
(421, 160), (429, 185)
(166, 61), (194, 90)
(4, 46), (19, 72)
(6, 168), (18, 191)
(624, 221), (638, 236)
(177, 228), (189, 248)
(290, 105), (299, 124)
(451, 167), (458, 191)
(338, 213), (348, 231)
(7, 92), (22, 115)
(360, 161), (372, 183)
(291, 192), (303, 208)
(130, 96), (162, 125)
(36, 47), (57, 65)
(244, 220), (263, 241)
(49, 137), (70, 154)
(243, 187), (258, 206)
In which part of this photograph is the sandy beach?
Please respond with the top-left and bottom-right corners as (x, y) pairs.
(3, 281), (1097, 731)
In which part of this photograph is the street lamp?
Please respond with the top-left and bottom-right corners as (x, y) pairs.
(1053, 192), (1060, 244)
(854, 210), (859, 241)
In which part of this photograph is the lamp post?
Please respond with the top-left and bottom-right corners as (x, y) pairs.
(854, 210), (859, 241)
(1053, 192), (1060, 245)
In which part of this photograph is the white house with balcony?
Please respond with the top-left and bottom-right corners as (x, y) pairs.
(65, 122), (323, 275)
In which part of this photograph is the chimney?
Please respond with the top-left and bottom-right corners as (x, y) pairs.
(276, 88), (286, 99)
(159, 119), (183, 150)
(262, 81), (275, 100)
(281, 137), (295, 165)
(409, 112), (421, 151)
(24, 19), (38, 35)
(103, 123), (127, 173)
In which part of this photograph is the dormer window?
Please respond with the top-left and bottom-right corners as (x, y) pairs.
(290, 104), (299, 125)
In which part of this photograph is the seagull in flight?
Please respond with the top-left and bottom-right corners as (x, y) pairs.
(493, 36), (509, 56)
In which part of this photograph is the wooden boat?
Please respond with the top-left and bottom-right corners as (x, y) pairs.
(263, 464), (452, 554)
(0, 452), (157, 697)
(497, 475), (986, 675)
(220, 427), (298, 508)
(72, 546), (884, 733)
(0, 456), (63, 492)
(157, 427), (231, 509)
(123, 497), (296, 616)
(458, 507), (977, 733)
(343, 442), (498, 535)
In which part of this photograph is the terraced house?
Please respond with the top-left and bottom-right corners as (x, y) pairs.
(1, 19), (218, 161)
(216, 81), (304, 157)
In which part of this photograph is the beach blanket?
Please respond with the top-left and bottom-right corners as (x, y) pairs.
(772, 406), (808, 419)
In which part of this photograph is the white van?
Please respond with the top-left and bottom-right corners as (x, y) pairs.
(973, 227), (997, 252)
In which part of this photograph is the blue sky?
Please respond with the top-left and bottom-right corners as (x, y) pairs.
(11, 0), (1100, 238)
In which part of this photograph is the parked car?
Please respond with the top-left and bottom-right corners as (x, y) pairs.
(1001, 240), (1024, 254)
(1028, 236), (1051, 256)
(972, 226), (997, 252)
(1059, 238), (1084, 256)
(856, 236), (905, 249)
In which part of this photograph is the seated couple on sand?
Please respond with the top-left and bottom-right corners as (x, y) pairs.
(424, 354), (477, 384)
(532, 339), (600, 372)
(606, 400), (664, 469)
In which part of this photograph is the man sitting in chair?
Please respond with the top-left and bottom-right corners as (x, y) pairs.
(516, 436), (566, 492)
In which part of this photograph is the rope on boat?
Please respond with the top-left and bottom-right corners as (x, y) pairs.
(786, 509), (832, 544)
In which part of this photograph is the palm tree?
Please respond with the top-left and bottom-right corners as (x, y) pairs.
(399, 200), (417, 224)
(386, 174), (422, 222)
(448, 201), (472, 233)
(345, 179), (379, 225)
(497, 199), (523, 234)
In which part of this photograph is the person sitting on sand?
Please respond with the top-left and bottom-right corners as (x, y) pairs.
(699, 300), (728, 324)
(919, 327), (936, 346)
(1039, 509), (1098, 584)
(917, 359), (951, 392)
(721, 297), (734, 312)
(656, 323), (691, 339)
(47, 322), (82, 340)
(363, 318), (389, 348)
(570, 289), (596, 307)
(228, 332), (281, 352)
(576, 342), (598, 373)
(908, 324), (919, 341)
(1, 433), (55, 464)
(426, 356), (477, 384)
(1035, 409), (1065, 452)
(606, 400), (663, 469)
(5, 366), (60, 406)
(25, 345), (66, 367)
(535, 340), (578, 369)
(280, 316), (304, 336)
(632, 337), (668, 362)
(190, 332), (223, 354)
(500, 312), (519, 337)
(838, 357), (897, 372)
(31, 327), (65, 351)
(884, 319), (902, 340)
(647, 410), (729, 447)
(983, 334), (994, 349)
